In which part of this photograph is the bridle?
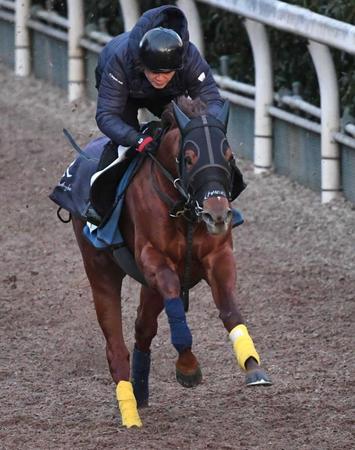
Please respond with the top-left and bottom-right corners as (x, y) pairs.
(148, 148), (197, 221)
(177, 115), (232, 205)
(148, 101), (233, 223)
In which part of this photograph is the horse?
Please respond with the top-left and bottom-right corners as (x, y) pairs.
(70, 97), (272, 428)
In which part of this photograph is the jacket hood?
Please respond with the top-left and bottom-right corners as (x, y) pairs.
(128, 6), (189, 69)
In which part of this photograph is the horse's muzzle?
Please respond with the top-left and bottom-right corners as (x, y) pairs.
(201, 194), (232, 234)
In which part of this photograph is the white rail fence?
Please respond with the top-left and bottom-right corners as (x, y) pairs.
(0, 0), (354, 204)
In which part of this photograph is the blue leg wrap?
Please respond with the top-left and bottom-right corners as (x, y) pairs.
(131, 346), (150, 407)
(164, 297), (192, 353)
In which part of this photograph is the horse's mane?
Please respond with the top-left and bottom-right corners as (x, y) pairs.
(161, 96), (207, 129)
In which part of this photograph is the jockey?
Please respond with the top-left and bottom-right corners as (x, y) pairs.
(95, 5), (224, 166)
(94, 5), (245, 225)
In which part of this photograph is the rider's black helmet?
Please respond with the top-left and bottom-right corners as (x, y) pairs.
(139, 27), (184, 73)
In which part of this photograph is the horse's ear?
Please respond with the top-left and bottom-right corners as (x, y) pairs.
(172, 101), (190, 130)
(217, 100), (230, 129)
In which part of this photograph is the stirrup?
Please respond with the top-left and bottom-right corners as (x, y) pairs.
(84, 204), (102, 226)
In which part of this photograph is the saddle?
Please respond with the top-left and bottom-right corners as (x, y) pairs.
(90, 121), (163, 223)
(49, 121), (163, 227)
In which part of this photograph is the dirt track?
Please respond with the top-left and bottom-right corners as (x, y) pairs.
(0, 63), (354, 450)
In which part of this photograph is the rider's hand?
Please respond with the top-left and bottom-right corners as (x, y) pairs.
(135, 134), (154, 153)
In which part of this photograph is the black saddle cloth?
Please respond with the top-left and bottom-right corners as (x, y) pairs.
(49, 135), (126, 222)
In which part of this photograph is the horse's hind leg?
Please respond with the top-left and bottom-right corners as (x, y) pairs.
(72, 218), (142, 427)
(72, 219), (128, 381)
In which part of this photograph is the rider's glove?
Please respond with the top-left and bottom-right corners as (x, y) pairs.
(126, 133), (159, 159)
(135, 134), (155, 153)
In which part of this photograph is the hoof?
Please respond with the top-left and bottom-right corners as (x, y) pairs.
(176, 366), (202, 388)
(245, 368), (272, 387)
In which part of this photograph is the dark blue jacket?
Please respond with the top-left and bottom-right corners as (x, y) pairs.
(95, 5), (223, 146)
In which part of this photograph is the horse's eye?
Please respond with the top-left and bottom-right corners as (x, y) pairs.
(224, 147), (233, 161)
(184, 148), (197, 167)
(185, 156), (193, 166)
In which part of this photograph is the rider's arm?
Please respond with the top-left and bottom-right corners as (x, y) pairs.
(184, 43), (224, 117)
(96, 55), (139, 147)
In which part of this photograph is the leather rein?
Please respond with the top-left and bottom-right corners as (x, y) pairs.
(146, 128), (202, 313)
(147, 116), (231, 312)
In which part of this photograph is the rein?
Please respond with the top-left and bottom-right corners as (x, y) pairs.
(146, 147), (198, 313)
(146, 107), (232, 312)
(147, 151), (189, 202)
(147, 147), (204, 222)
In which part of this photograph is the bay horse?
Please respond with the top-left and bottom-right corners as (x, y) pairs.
(71, 97), (271, 428)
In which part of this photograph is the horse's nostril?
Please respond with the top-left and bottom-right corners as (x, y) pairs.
(203, 209), (232, 225)
(202, 212), (213, 223)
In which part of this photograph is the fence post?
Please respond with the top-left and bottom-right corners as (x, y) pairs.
(119, 0), (139, 31)
(176, 0), (204, 54)
(67, 0), (85, 101)
(244, 19), (273, 173)
(308, 41), (341, 203)
(15, 0), (31, 76)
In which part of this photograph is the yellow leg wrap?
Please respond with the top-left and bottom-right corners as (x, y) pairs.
(229, 324), (260, 370)
(116, 381), (142, 428)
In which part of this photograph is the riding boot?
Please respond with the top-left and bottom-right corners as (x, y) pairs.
(84, 204), (103, 227)
(84, 141), (118, 226)
(230, 158), (247, 201)
(229, 159), (246, 228)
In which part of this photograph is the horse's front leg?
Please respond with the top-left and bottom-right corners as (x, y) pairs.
(205, 247), (272, 386)
(138, 244), (202, 388)
(132, 286), (163, 408)
(72, 219), (142, 427)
